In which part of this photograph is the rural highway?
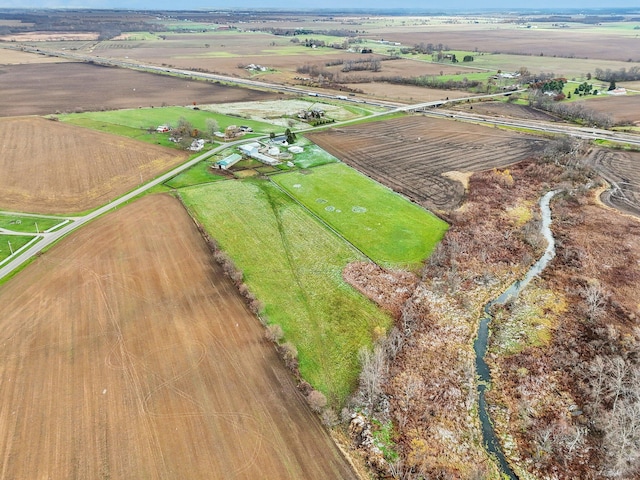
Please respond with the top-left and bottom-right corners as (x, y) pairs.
(7, 43), (640, 146)
(0, 141), (242, 281)
(1, 43), (639, 280)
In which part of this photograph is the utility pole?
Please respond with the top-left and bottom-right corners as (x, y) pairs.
(8, 241), (13, 255)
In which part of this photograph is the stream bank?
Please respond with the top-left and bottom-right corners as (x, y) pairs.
(474, 190), (560, 479)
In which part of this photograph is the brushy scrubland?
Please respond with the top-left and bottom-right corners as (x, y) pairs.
(345, 147), (640, 479)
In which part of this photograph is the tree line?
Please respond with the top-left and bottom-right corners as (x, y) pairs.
(594, 67), (640, 82)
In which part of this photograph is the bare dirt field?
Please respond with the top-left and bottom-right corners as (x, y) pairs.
(579, 95), (640, 126)
(0, 32), (98, 42)
(344, 82), (471, 103)
(88, 37), (483, 102)
(0, 47), (67, 64)
(0, 117), (189, 214)
(447, 101), (561, 122)
(0, 62), (280, 117)
(0, 194), (358, 480)
(364, 26), (640, 62)
(307, 115), (548, 211)
(584, 147), (640, 217)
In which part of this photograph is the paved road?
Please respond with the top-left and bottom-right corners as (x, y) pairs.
(1, 43), (638, 280)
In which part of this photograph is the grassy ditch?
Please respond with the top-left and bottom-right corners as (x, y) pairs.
(0, 235), (37, 263)
(180, 178), (392, 405)
(272, 163), (449, 270)
(0, 214), (61, 233)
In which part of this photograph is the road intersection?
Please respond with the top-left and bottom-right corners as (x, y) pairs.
(1, 46), (638, 281)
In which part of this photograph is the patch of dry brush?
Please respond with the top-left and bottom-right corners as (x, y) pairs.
(344, 158), (640, 479)
(489, 189), (640, 479)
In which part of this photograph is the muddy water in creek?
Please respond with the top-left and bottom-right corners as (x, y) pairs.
(474, 190), (560, 479)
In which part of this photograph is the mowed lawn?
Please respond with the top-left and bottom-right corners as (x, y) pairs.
(180, 179), (391, 405)
(272, 163), (449, 269)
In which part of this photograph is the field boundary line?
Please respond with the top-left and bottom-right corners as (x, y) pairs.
(267, 176), (374, 264)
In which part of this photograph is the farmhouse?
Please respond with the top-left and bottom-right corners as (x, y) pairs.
(225, 125), (243, 140)
(215, 153), (242, 170)
(189, 139), (205, 151)
(270, 135), (288, 146)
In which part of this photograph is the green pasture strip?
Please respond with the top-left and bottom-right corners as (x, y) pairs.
(290, 138), (339, 169)
(433, 71), (494, 83)
(593, 139), (640, 151)
(272, 163), (448, 269)
(307, 111), (406, 130)
(0, 214), (61, 233)
(180, 179), (391, 405)
(0, 235), (37, 263)
(164, 160), (227, 189)
(59, 106), (277, 136)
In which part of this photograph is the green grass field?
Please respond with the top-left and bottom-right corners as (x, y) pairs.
(290, 138), (339, 168)
(59, 106), (276, 140)
(272, 163), (448, 269)
(180, 179), (391, 405)
(164, 160), (227, 188)
(0, 235), (37, 263)
(0, 214), (62, 233)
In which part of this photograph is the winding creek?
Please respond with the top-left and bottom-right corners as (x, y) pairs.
(473, 190), (560, 479)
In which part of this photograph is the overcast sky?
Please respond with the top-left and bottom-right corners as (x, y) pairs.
(2, 0), (639, 11)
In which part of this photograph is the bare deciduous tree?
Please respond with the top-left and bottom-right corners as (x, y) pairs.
(307, 390), (327, 412)
(358, 344), (387, 411)
(582, 283), (607, 321)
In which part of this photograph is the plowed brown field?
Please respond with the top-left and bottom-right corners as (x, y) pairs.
(580, 95), (640, 126)
(0, 117), (188, 214)
(585, 147), (640, 217)
(0, 194), (358, 480)
(365, 26), (640, 62)
(0, 62), (279, 117)
(307, 115), (547, 211)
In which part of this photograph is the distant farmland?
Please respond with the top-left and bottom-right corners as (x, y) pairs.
(0, 62), (280, 117)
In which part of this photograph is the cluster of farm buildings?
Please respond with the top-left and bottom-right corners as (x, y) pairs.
(215, 137), (303, 169)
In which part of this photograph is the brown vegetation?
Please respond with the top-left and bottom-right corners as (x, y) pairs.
(489, 187), (640, 479)
(343, 262), (418, 319)
(0, 117), (188, 214)
(347, 149), (640, 478)
(0, 194), (358, 479)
